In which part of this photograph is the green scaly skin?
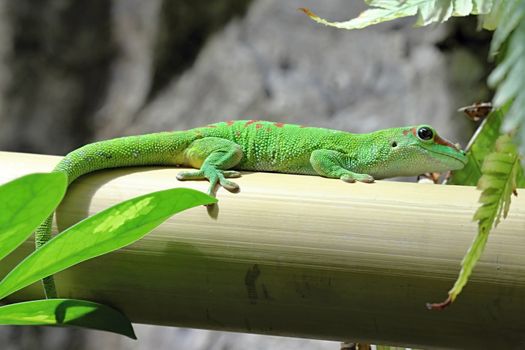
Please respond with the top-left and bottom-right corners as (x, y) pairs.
(36, 120), (467, 298)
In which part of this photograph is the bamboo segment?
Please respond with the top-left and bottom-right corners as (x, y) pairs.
(0, 151), (524, 348)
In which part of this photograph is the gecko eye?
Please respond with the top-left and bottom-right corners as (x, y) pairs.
(417, 127), (434, 141)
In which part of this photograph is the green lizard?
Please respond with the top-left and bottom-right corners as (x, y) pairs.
(35, 120), (467, 298)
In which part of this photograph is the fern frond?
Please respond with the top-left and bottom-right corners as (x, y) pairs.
(447, 108), (504, 186)
(488, 6), (525, 165)
(428, 135), (521, 309)
(480, 0), (505, 31)
(489, 0), (525, 54)
(473, 136), (519, 227)
(301, 0), (496, 30)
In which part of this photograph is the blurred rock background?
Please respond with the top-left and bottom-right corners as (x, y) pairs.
(0, 0), (490, 349)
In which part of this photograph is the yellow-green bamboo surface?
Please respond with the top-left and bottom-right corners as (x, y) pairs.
(0, 151), (524, 348)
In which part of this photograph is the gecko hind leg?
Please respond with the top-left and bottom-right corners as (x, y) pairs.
(176, 137), (243, 195)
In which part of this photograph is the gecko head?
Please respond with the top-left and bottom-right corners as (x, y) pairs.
(368, 125), (468, 178)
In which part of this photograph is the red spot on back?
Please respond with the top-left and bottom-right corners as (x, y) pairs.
(274, 122), (285, 128)
(299, 125), (307, 128)
(255, 124), (263, 129)
(245, 120), (258, 127)
(226, 120), (235, 126)
(207, 125), (217, 128)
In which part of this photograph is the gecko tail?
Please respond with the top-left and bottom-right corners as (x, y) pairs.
(35, 215), (58, 298)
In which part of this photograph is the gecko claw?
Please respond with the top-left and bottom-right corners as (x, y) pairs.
(220, 179), (240, 192)
(221, 170), (241, 178)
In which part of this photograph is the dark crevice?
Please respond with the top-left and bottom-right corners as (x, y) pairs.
(436, 17), (493, 54)
(148, 0), (252, 101)
(435, 16), (494, 82)
(5, 0), (115, 154)
(436, 16), (494, 101)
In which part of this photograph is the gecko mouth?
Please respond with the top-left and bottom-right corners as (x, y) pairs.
(416, 145), (468, 165)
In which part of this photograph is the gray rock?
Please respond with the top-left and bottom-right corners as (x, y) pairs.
(93, 0), (162, 139)
(133, 0), (473, 146)
(0, 0), (114, 154)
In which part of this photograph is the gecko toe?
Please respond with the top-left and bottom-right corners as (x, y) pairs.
(340, 174), (356, 183)
(220, 179), (240, 192)
(177, 170), (205, 181)
(222, 170), (241, 178)
(358, 175), (375, 183)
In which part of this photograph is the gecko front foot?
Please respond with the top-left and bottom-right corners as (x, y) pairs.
(177, 168), (241, 195)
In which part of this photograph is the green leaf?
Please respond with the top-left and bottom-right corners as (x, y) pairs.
(376, 346), (421, 350)
(300, 0), (496, 30)
(453, 0), (473, 16)
(416, 1), (453, 26)
(479, 0), (504, 30)
(448, 108), (525, 187)
(430, 135), (521, 309)
(488, 16), (525, 167)
(0, 299), (135, 339)
(0, 173), (67, 261)
(0, 188), (216, 299)
(471, 0), (492, 14)
(489, 0), (524, 55)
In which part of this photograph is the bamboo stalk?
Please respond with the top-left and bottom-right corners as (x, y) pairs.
(0, 151), (524, 348)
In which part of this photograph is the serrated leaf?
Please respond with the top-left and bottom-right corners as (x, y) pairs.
(488, 17), (525, 168)
(476, 134), (519, 227)
(448, 106), (525, 187)
(472, 205), (492, 221)
(0, 299), (135, 339)
(415, 1), (454, 26)
(0, 188), (216, 300)
(478, 193), (499, 205)
(488, 47), (520, 86)
(481, 159), (510, 174)
(492, 61), (523, 106)
(478, 176), (507, 189)
(489, 0), (525, 55)
(472, 0), (495, 14)
(0, 173), (67, 261)
(448, 109), (498, 185)
(479, 0), (503, 30)
(439, 135), (521, 306)
(447, 223), (490, 294)
(453, 0), (473, 16)
(301, 0), (495, 30)
(505, 93), (525, 132)
(300, 5), (417, 30)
